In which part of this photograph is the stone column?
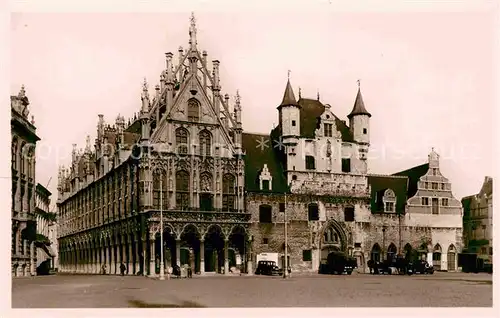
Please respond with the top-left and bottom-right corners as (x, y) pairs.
(224, 239), (229, 275)
(149, 236), (156, 277)
(199, 239), (205, 275)
(247, 238), (253, 275)
(104, 245), (109, 274)
(128, 238), (134, 275)
(134, 238), (140, 275)
(93, 247), (98, 274)
(175, 239), (181, 267)
(116, 241), (122, 274)
(121, 239), (127, 274)
(110, 243), (116, 275)
(75, 247), (80, 273)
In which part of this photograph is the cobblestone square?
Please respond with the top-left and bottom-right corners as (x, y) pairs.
(12, 272), (492, 308)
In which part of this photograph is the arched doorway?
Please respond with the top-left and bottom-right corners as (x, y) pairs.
(433, 244), (442, 270)
(179, 224), (201, 273)
(404, 243), (413, 261)
(228, 225), (246, 273)
(155, 225), (176, 272)
(387, 243), (397, 261)
(370, 243), (381, 262)
(447, 244), (456, 271)
(204, 225), (225, 273)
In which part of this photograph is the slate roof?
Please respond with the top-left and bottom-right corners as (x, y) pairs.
(347, 87), (371, 118)
(278, 79), (300, 108)
(242, 132), (288, 193)
(367, 175), (408, 214)
(392, 163), (429, 199)
(297, 98), (353, 142)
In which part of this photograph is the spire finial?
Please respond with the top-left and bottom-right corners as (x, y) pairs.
(142, 77), (148, 91)
(189, 12), (197, 49)
(235, 90), (241, 107)
(287, 70), (291, 80)
(317, 90), (320, 101)
(357, 79), (361, 88)
(19, 84), (26, 97)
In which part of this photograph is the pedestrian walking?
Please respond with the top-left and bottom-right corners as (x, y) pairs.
(120, 263), (126, 276)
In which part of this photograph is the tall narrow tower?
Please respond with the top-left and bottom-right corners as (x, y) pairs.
(347, 81), (371, 172)
(277, 73), (301, 146)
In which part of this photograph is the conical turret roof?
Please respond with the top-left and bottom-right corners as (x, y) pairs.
(278, 79), (300, 108)
(347, 87), (371, 118)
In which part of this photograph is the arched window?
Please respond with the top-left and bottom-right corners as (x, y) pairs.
(199, 130), (211, 156)
(447, 244), (456, 271)
(259, 204), (272, 223)
(308, 203), (319, 221)
(433, 244), (442, 270)
(153, 171), (167, 210)
(187, 99), (200, 122)
(12, 137), (18, 170)
(323, 226), (339, 244)
(176, 170), (190, 210)
(176, 128), (189, 154)
(387, 243), (397, 261)
(222, 174), (236, 212)
(20, 142), (26, 175)
(371, 243), (381, 262)
(383, 189), (396, 213)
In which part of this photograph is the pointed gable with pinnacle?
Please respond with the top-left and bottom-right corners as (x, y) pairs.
(347, 87), (371, 118)
(277, 79), (300, 109)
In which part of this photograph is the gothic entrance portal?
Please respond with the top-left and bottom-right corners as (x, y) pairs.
(204, 225), (225, 273)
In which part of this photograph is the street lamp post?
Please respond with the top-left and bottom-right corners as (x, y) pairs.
(159, 175), (165, 281)
(283, 190), (288, 279)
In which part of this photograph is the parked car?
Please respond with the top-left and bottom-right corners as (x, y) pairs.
(325, 251), (357, 275)
(411, 260), (434, 274)
(255, 260), (280, 276)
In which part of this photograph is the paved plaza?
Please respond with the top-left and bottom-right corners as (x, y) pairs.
(12, 272), (492, 308)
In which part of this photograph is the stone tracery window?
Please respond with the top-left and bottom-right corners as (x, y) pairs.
(187, 98), (200, 122)
(176, 128), (189, 154)
(199, 130), (211, 156)
(176, 170), (190, 210)
(323, 225), (339, 244)
(383, 189), (396, 213)
(222, 174), (236, 212)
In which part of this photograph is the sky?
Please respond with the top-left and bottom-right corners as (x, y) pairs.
(9, 4), (496, 204)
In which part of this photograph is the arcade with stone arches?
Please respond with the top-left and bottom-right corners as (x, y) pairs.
(148, 222), (250, 275)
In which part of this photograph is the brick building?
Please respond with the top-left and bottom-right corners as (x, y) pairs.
(11, 85), (40, 277)
(56, 14), (463, 276)
(461, 176), (493, 263)
(35, 183), (57, 272)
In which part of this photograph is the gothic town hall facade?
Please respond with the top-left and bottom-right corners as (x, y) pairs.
(57, 16), (463, 275)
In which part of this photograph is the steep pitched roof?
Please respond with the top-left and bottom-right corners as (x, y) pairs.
(367, 175), (408, 214)
(347, 87), (371, 119)
(392, 163), (429, 198)
(242, 132), (288, 193)
(297, 98), (353, 142)
(278, 79), (300, 108)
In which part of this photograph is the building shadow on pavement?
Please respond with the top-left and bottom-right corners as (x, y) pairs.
(128, 299), (205, 308)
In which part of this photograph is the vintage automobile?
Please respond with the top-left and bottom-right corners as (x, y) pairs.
(324, 251), (357, 275)
(412, 260), (434, 274)
(255, 260), (281, 276)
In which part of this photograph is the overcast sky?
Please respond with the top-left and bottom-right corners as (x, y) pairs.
(10, 4), (495, 203)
